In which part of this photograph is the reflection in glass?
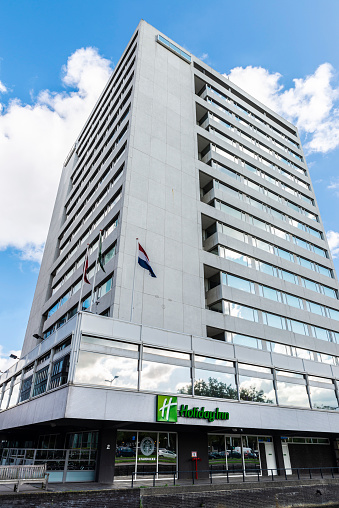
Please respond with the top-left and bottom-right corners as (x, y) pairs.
(115, 431), (137, 477)
(140, 361), (191, 393)
(8, 378), (20, 408)
(208, 435), (226, 473)
(233, 334), (262, 349)
(75, 351), (138, 389)
(277, 381), (310, 407)
(185, 369), (237, 399)
(137, 432), (157, 475)
(309, 386), (339, 410)
(239, 376), (275, 404)
(158, 433), (177, 474)
(0, 385), (11, 411)
(243, 436), (260, 472)
(226, 436), (242, 472)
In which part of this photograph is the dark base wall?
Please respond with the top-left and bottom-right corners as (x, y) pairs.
(289, 444), (334, 469)
(3, 481), (339, 508)
(177, 430), (209, 479)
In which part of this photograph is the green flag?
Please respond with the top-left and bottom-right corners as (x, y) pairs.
(98, 232), (106, 273)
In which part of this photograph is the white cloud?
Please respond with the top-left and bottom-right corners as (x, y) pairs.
(0, 81), (7, 94)
(0, 47), (112, 262)
(326, 230), (339, 258)
(0, 346), (21, 373)
(226, 63), (339, 154)
(200, 53), (208, 61)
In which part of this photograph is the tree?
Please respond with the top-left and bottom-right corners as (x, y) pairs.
(179, 377), (273, 403)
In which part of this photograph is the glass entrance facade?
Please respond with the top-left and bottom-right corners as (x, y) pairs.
(115, 430), (177, 477)
(208, 434), (267, 475)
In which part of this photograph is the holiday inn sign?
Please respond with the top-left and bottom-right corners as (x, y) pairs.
(156, 395), (230, 423)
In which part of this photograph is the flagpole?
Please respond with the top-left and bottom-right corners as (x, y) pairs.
(89, 231), (101, 312)
(130, 238), (139, 322)
(77, 244), (90, 313)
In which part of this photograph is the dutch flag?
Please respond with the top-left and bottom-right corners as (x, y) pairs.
(138, 243), (156, 278)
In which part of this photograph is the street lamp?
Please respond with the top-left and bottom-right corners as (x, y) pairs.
(105, 376), (119, 385)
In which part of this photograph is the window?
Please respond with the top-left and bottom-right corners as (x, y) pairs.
(33, 366), (49, 397)
(19, 376), (33, 402)
(193, 369), (237, 399)
(75, 350), (138, 389)
(49, 355), (70, 390)
(239, 376), (276, 404)
(97, 277), (113, 298)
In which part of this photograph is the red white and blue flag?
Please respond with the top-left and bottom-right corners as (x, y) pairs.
(138, 243), (156, 278)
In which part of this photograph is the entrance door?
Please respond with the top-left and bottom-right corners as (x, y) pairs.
(264, 442), (277, 475)
(282, 443), (292, 475)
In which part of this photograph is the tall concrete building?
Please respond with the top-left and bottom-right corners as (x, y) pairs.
(1, 20), (339, 482)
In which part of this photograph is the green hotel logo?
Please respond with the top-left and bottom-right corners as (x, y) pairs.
(156, 395), (230, 423)
(157, 395), (178, 422)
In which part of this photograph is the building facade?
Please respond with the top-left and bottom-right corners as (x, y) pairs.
(1, 20), (339, 482)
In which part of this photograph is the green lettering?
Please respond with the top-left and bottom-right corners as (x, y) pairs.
(198, 407), (205, 418)
(180, 405), (188, 417)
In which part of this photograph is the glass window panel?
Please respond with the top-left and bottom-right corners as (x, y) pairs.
(193, 369), (237, 399)
(299, 257), (313, 270)
(82, 336), (138, 351)
(0, 386), (11, 410)
(309, 375), (332, 384)
(262, 286), (281, 302)
(277, 248), (293, 261)
(269, 342), (289, 355)
(255, 239), (272, 253)
(208, 435), (226, 469)
(238, 364), (271, 374)
(272, 227), (288, 240)
(229, 303), (259, 322)
(158, 432), (177, 473)
(329, 309), (339, 321)
(307, 301), (325, 316)
(143, 347), (189, 360)
(290, 320), (308, 336)
(277, 381), (310, 407)
(247, 180), (260, 192)
(313, 327), (329, 341)
(284, 294), (303, 309)
(141, 361), (191, 394)
(318, 353), (335, 365)
(98, 278), (112, 298)
(243, 436), (260, 471)
(276, 370), (304, 379)
(7, 378), (21, 408)
(323, 286), (337, 299)
(195, 356), (233, 367)
(239, 375), (276, 404)
(281, 270), (297, 284)
(74, 350), (138, 389)
(258, 261), (275, 277)
(271, 209), (284, 221)
(309, 386), (338, 410)
(263, 313), (286, 329)
(223, 249), (249, 266)
(226, 274), (254, 294)
(303, 278), (318, 292)
(222, 225), (245, 242)
(294, 347), (312, 360)
(295, 237), (309, 250)
(313, 246), (327, 258)
(220, 203), (242, 220)
(318, 265), (331, 277)
(137, 431), (157, 471)
(233, 334), (261, 349)
(252, 218), (267, 231)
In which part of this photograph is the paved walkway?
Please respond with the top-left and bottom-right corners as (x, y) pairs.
(0, 473), (338, 495)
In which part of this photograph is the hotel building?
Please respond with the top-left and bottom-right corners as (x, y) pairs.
(1, 20), (339, 482)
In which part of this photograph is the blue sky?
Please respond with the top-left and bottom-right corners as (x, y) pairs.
(1, 0), (339, 365)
